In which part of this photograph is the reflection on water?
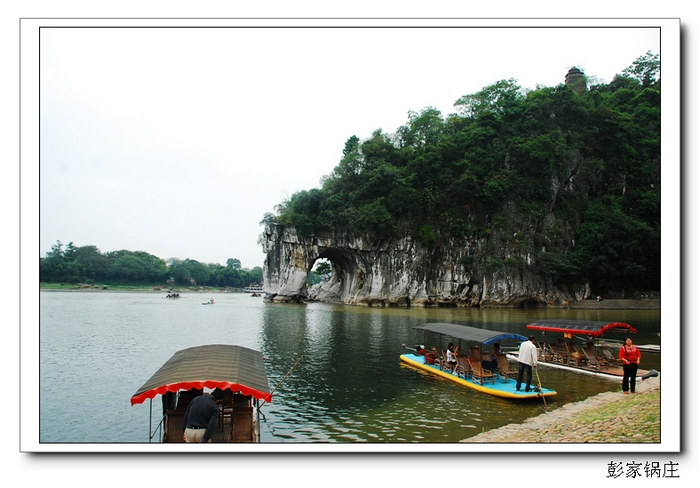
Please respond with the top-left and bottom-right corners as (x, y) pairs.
(39, 292), (660, 443)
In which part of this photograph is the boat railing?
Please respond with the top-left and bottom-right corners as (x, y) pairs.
(149, 413), (166, 443)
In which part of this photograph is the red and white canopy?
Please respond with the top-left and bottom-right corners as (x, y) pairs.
(130, 344), (271, 406)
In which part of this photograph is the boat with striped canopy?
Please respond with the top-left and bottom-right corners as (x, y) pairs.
(400, 322), (557, 400)
(130, 344), (271, 443)
(521, 319), (658, 381)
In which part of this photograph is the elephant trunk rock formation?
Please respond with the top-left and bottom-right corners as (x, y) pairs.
(261, 222), (589, 307)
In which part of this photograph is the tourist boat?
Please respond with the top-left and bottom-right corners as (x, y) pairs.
(400, 322), (557, 400)
(130, 344), (272, 443)
(573, 335), (661, 354)
(244, 286), (264, 295)
(521, 319), (659, 381)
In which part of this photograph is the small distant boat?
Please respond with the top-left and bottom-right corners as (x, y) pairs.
(130, 344), (271, 443)
(400, 322), (557, 400)
(202, 298), (215, 305)
(522, 319), (659, 381)
(244, 286), (264, 295)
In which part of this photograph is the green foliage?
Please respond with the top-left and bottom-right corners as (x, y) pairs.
(417, 225), (438, 247)
(537, 251), (581, 284)
(267, 53), (660, 295)
(313, 260), (332, 278)
(307, 259), (332, 286)
(572, 197), (660, 292)
(622, 51), (660, 87)
(353, 200), (393, 237)
(454, 79), (523, 118)
(40, 240), (262, 288)
(503, 256), (520, 267)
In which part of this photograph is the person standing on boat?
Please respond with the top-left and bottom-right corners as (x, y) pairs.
(516, 336), (538, 392)
(182, 393), (220, 443)
(619, 337), (642, 394)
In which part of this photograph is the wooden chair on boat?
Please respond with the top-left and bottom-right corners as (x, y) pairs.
(224, 394), (254, 442)
(469, 346), (495, 385)
(470, 362), (495, 385)
(164, 409), (185, 442)
(231, 406), (254, 442)
(456, 355), (472, 378)
(581, 345), (605, 370)
(430, 347), (443, 370)
(599, 346), (624, 367)
(563, 341), (585, 367)
(218, 389), (234, 430)
(548, 342), (566, 364)
(442, 350), (450, 371)
(469, 346), (482, 364)
(495, 353), (518, 382)
(537, 342), (552, 361)
(556, 339), (572, 364)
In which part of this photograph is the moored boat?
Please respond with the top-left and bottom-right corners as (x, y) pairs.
(521, 319), (659, 381)
(573, 335), (660, 354)
(130, 344), (271, 443)
(400, 322), (557, 400)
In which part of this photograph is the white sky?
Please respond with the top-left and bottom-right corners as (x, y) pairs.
(38, 21), (661, 268)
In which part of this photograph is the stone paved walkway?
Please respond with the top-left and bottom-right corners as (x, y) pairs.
(461, 376), (661, 443)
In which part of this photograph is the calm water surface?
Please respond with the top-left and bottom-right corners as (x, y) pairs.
(39, 291), (661, 444)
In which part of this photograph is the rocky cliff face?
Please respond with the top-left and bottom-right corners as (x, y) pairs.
(261, 222), (589, 307)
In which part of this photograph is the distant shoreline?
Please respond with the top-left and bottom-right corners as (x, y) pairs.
(565, 298), (660, 310)
(38, 287), (661, 309)
(38, 285), (243, 293)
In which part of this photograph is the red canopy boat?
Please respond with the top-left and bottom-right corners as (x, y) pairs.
(131, 344), (271, 443)
(526, 319), (638, 337)
(518, 320), (656, 381)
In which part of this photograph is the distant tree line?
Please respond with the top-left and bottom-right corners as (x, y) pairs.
(39, 240), (263, 288)
(263, 52), (661, 296)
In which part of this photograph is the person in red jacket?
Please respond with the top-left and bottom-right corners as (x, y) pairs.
(619, 337), (642, 394)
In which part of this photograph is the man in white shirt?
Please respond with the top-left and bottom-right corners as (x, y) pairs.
(516, 336), (538, 392)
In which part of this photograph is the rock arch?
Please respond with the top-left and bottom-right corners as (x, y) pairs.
(261, 223), (407, 305)
(260, 222), (588, 307)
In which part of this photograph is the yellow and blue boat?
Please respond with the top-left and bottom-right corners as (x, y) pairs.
(400, 322), (557, 400)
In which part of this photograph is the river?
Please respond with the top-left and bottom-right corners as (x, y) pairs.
(37, 290), (661, 446)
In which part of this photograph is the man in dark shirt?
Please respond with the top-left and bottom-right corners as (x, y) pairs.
(182, 393), (220, 443)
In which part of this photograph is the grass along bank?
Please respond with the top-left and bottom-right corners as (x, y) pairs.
(462, 376), (661, 443)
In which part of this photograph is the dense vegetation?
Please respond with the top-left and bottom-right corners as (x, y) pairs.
(39, 240), (263, 288)
(264, 52), (661, 296)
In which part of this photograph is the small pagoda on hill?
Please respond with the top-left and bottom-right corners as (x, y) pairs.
(565, 66), (587, 93)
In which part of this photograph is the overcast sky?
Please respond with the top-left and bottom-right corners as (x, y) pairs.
(39, 21), (661, 269)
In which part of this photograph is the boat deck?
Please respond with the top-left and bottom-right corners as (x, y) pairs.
(400, 353), (557, 400)
(505, 353), (652, 381)
(163, 405), (256, 443)
(538, 360), (650, 379)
